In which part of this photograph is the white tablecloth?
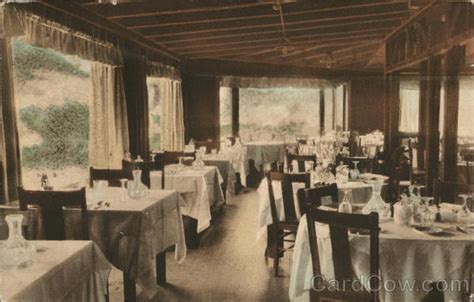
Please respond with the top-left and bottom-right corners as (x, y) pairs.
(5, 188), (187, 299)
(244, 141), (288, 171)
(83, 189), (187, 298)
(201, 155), (237, 198)
(220, 146), (249, 186)
(290, 215), (474, 302)
(0, 241), (111, 302)
(257, 178), (372, 239)
(150, 166), (225, 233)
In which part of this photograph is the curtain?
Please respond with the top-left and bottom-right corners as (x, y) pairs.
(89, 63), (129, 169)
(160, 79), (185, 151)
(0, 37), (22, 203)
(124, 54), (149, 159)
(399, 80), (420, 133)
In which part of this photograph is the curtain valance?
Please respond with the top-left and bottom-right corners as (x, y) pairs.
(147, 60), (181, 81)
(221, 76), (338, 89)
(5, 6), (123, 65)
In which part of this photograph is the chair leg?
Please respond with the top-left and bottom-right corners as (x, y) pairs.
(123, 271), (136, 302)
(156, 251), (166, 285)
(272, 229), (280, 277)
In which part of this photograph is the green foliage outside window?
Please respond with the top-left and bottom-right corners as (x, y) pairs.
(19, 99), (89, 169)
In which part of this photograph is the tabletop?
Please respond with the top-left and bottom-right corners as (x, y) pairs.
(0, 240), (111, 302)
(290, 215), (474, 302)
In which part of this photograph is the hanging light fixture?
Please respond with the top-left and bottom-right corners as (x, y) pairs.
(273, 2), (296, 56)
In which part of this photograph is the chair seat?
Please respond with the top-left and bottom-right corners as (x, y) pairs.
(276, 220), (299, 232)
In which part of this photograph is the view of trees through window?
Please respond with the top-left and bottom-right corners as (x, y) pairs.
(237, 87), (321, 142)
(12, 39), (91, 189)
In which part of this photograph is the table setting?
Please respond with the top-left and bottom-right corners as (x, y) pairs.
(150, 163), (225, 233)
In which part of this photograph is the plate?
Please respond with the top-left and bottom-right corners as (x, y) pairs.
(413, 226), (444, 235)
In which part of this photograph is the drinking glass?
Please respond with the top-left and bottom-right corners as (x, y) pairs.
(119, 179), (127, 202)
(338, 189), (353, 214)
(457, 194), (472, 226)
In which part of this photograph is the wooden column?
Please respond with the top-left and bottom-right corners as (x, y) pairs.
(319, 89), (325, 134)
(418, 61), (428, 170)
(442, 46), (464, 182)
(332, 88), (336, 131)
(383, 72), (400, 160)
(419, 56), (442, 191)
(0, 9), (21, 203)
(231, 87), (239, 137)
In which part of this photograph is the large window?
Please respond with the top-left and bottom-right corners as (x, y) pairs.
(238, 87), (320, 142)
(12, 39), (91, 189)
(399, 79), (420, 134)
(458, 76), (474, 152)
(219, 87), (232, 139)
(148, 77), (162, 151)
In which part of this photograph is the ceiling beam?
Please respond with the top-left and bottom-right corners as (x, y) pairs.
(150, 18), (404, 43)
(133, 10), (409, 38)
(176, 27), (393, 56)
(84, 0), (408, 19)
(120, 2), (409, 31)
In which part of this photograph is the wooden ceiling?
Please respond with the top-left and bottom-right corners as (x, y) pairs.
(77, 0), (428, 72)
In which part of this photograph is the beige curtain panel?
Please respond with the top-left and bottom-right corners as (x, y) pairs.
(89, 62), (130, 169)
(160, 79), (185, 151)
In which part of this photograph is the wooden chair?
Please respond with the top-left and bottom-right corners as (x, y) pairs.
(195, 139), (215, 154)
(462, 153), (474, 184)
(299, 183), (339, 215)
(433, 179), (474, 207)
(265, 171), (310, 276)
(17, 186), (88, 240)
(154, 151), (196, 163)
(305, 205), (380, 302)
(122, 160), (165, 189)
(286, 152), (317, 173)
(89, 167), (131, 188)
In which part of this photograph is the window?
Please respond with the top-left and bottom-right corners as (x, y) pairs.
(399, 79), (420, 133)
(334, 85), (346, 131)
(148, 77), (162, 151)
(219, 87), (232, 139)
(239, 87), (320, 142)
(458, 76), (474, 153)
(12, 39), (91, 189)
(324, 88), (334, 132)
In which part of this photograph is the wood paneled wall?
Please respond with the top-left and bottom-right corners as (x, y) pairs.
(182, 74), (220, 143)
(348, 76), (385, 133)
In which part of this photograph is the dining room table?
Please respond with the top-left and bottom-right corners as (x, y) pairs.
(244, 141), (293, 172)
(289, 208), (474, 302)
(0, 240), (111, 302)
(2, 187), (187, 301)
(256, 178), (373, 240)
(150, 165), (225, 234)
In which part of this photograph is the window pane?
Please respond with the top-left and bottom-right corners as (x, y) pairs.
(219, 87), (232, 139)
(458, 76), (474, 146)
(324, 88), (334, 132)
(148, 77), (162, 151)
(399, 80), (420, 133)
(239, 87), (320, 142)
(334, 85), (345, 131)
(12, 38), (91, 188)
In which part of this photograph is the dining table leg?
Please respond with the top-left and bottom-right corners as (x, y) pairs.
(123, 271), (137, 302)
(156, 251), (167, 285)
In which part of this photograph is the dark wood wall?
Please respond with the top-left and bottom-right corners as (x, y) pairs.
(348, 76), (385, 133)
(182, 74), (220, 143)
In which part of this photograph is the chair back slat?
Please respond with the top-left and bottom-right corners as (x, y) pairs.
(89, 167), (131, 187)
(305, 206), (380, 302)
(286, 152), (317, 173)
(17, 187), (88, 240)
(122, 160), (165, 188)
(266, 172), (310, 224)
(302, 184), (338, 215)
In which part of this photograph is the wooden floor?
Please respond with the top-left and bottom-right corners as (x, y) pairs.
(109, 189), (292, 302)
